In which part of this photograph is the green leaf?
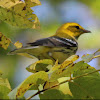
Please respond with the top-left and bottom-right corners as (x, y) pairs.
(73, 61), (99, 77)
(49, 60), (82, 82)
(0, 70), (3, 76)
(38, 84), (43, 91)
(0, 0), (41, 29)
(26, 59), (53, 73)
(64, 94), (73, 99)
(8, 71), (48, 99)
(81, 49), (100, 63)
(69, 61), (100, 99)
(39, 89), (65, 99)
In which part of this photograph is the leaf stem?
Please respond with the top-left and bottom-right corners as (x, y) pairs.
(26, 69), (100, 100)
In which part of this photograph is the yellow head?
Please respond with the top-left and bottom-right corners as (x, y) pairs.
(55, 22), (91, 39)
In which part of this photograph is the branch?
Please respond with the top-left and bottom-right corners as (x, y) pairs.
(26, 69), (100, 100)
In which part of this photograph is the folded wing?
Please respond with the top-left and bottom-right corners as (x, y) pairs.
(28, 36), (77, 47)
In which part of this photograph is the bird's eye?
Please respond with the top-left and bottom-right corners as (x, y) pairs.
(75, 26), (79, 29)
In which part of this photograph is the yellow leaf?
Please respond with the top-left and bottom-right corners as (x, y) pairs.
(0, 32), (11, 50)
(43, 80), (59, 90)
(58, 77), (72, 96)
(11, 0), (15, 3)
(8, 71), (48, 99)
(0, 0), (22, 8)
(25, 0), (41, 7)
(0, 77), (11, 99)
(14, 41), (23, 49)
(60, 55), (79, 69)
(49, 55), (79, 82)
(0, 77), (11, 90)
(51, 60), (59, 71)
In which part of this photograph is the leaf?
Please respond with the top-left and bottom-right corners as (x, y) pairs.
(0, 78), (11, 99)
(0, 0), (41, 29)
(82, 49), (100, 63)
(14, 41), (23, 49)
(58, 77), (72, 95)
(69, 61), (100, 99)
(0, 32), (11, 50)
(26, 59), (53, 73)
(8, 71), (48, 99)
(60, 55), (79, 69)
(49, 60), (59, 72)
(0, 70), (3, 76)
(0, 78), (12, 90)
(73, 61), (99, 77)
(43, 80), (59, 90)
(49, 56), (80, 82)
(64, 94), (73, 99)
(82, 54), (94, 63)
(0, 85), (11, 99)
(39, 89), (66, 99)
(38, 84), (43, 91)
(49, 55), (79, 73)
(11, 0), (15, 3)
(25, 0), (41, 7)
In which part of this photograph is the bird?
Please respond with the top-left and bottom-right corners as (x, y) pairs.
(9, 22), (91, 64)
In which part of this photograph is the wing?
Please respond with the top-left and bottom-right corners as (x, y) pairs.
(27, 36), (77, 47)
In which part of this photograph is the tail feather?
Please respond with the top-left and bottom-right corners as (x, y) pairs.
(7, 46), (40, 56)
(7, 48), (24, 55)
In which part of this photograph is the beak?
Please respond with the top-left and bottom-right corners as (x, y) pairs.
(80, 29), (91, 33)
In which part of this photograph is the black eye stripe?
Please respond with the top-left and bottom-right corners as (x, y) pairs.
(75, 26), (79, 29)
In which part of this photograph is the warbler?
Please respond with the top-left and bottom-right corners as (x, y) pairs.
(9, 22), (91, 64)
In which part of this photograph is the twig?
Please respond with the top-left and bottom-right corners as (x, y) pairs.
(26, 69), (100, 100)
(93, 55), (100, 59)
(94, 49), (100, 55)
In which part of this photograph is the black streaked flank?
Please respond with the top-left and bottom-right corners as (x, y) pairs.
(28, 36), (77, 48)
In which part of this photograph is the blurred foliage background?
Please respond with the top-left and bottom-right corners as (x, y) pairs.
(0, 0), (100, 89)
